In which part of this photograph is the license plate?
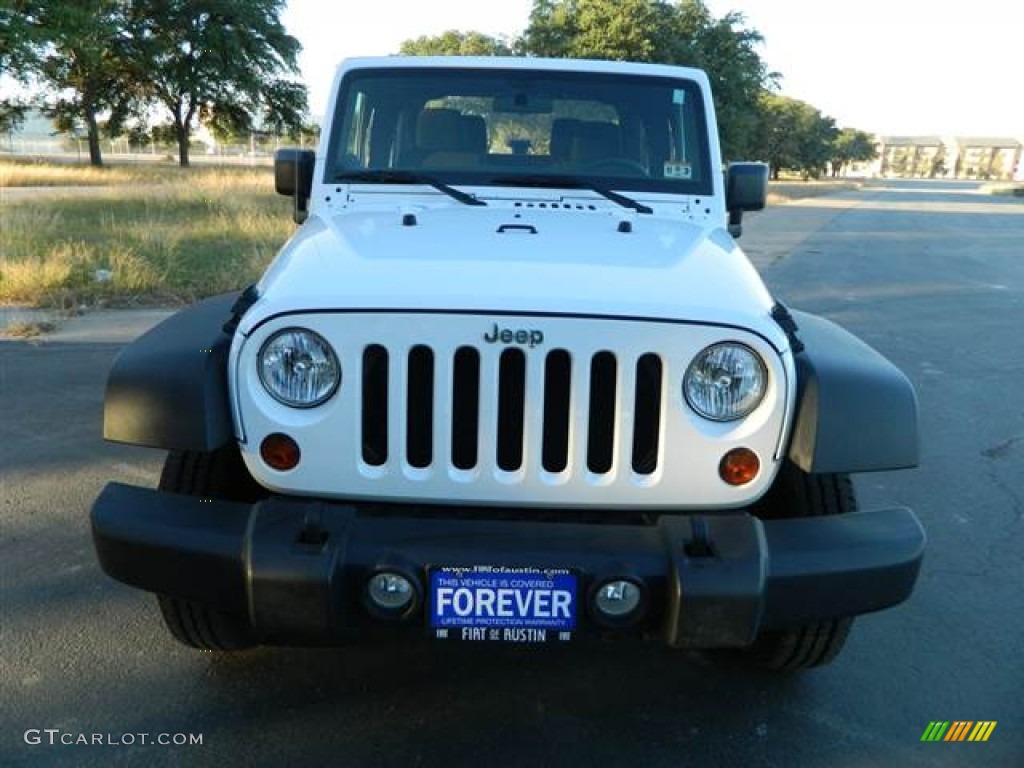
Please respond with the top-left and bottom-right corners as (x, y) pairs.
(429, 566), (577, 643)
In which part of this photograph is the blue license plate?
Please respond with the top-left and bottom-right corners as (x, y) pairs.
(429, 566), (577, 642)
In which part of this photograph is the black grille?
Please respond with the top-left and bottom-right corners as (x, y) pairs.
(361, 345), (389, 466)
(406, 345), (434, 469)
(358, 343), (663, 477)
(542, 350), (572, 472)
(587, 351), (617, 474)
(451, 346), (480, 470)
(632, 353), (663, 475)
(496, 348), (526, 471)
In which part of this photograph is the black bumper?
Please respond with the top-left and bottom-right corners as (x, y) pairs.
(91, 483), (925, 648)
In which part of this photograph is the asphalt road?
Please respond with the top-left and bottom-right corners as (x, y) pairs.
(2, 179), (1022, 767)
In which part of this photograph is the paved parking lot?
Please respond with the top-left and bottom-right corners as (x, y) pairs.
(2, 180), (1021, 767)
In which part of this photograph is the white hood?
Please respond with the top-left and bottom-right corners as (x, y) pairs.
(243, 202), (783, 346)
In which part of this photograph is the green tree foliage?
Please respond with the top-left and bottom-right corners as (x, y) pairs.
(518, 0), (772, 158)
(829, 127), (876, 177)
(3, 1), (140, 166)
(0, 100), (28, 135)
(522, 0), (668, 61)
(399, 29), (514, 56)
(672, 3), (771, 160)
(753, 93), (838, 179)
(129, 0), (307, 166)
(0, 0), (41, 75)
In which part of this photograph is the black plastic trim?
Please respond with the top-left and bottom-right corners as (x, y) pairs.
(770, 302), (803, 354)
(788, 310), (919, 473)
(223, 283), (259, 335)
(91, 482), (925, 647)
(103, 293), (239, 451)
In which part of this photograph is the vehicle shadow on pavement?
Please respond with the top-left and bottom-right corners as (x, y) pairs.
(177, 640), (810, 765)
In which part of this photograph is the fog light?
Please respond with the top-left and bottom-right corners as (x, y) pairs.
(593, 579), (641, 619)
(367, 572), (415, 613)
(260, 433), (300, 470)
(719, 447), (760, 486)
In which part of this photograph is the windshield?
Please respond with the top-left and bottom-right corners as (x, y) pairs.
(326, 66), (713, 196)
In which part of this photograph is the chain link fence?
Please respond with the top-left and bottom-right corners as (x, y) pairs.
(1, 133), (317, 165)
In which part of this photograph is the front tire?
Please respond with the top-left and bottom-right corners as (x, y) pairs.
(155, 447), (265, 651)
(741, 464), (857, 671)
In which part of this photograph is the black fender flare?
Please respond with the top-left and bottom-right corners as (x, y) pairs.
(787, 310), (919, 474)
(103, 292), (243, 452)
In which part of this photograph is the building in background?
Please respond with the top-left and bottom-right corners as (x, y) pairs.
(876, 136), (1022, 180)
(2, 109), (65, 155)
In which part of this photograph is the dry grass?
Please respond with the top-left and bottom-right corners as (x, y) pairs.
(1, 159), (868, 309)
(1, 158), (161, 187)
(980, 182), (1024, 197)
(3, 320), (58, 338)
(1, 161), (293, 307)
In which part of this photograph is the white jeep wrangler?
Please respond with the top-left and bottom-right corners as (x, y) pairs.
(92, 57), (924, 670)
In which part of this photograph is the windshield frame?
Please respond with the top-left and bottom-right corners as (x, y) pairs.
(324, 66), (715, 198)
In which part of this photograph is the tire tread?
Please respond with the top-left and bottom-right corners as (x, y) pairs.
(742, 463), (857, 671)
(155, 447), (262, 651)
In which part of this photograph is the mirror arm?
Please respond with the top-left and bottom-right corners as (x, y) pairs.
(293, 196), (309, 225)
(727, 208), (743, 238)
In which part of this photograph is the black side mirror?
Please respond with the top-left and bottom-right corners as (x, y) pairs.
(274, 148), (315, 224)
(725, 162), (769, 238)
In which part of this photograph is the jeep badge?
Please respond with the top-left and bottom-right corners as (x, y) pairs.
(483, 323), (544, 348)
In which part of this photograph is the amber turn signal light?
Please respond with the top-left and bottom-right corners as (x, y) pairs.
(719, 447), (760, 486)
(260, 433), (301, 470)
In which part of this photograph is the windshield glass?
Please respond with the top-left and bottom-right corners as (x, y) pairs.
(326, 67), (713, 196)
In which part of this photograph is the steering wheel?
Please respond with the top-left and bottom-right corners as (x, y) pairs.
(582, 157), (650, 177)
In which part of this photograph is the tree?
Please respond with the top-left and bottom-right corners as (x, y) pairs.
(0, 0), (42, 77)
(2, 1), (139, 166)
(40, 2), (139, 166)
(752, 93), (837, 179)
(400, 30), (514, 56)
(129, 0), (307, 166)
(670, 3), (773, 159)
(830, 127), (876, 177)
(522, 0), (668, 61)
(518, 0), (772, 158)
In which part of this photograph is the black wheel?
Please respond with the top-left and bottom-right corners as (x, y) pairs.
(740, 463), (857, 671)
(157, 594), (260, 651)
(155, 446), (266, 651)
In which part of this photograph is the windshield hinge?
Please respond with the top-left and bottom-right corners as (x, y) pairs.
(771, 302), (804, 354)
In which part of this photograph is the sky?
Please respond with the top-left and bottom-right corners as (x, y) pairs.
(282, 0), (1023, 139)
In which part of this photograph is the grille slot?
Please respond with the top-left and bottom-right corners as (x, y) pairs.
(587, 351), (617, 474)
(361, 345), (389, 466)
(451, 346), (480, 470)
(542, 350), (572, 473)
(496, 348), (526, 471)
(632, 353), (663, 474)
(406, 345), (434, 469)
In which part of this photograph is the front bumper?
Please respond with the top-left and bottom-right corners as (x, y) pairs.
(91, 483), (925, 647)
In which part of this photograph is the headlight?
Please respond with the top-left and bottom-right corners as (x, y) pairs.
(258, 328), (340, 408)
(683, 342), (767, 421)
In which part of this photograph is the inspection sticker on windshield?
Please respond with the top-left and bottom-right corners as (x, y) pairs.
(664, 161), (692, 179)
(429, 566), (576, 642)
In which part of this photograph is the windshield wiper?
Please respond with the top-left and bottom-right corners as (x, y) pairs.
(334, 170), (486, 206)
(490, 174), (653, 214)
